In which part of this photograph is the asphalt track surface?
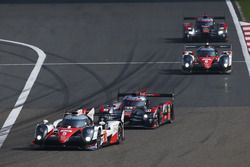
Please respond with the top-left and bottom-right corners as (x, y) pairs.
(0, 0), (250, 167)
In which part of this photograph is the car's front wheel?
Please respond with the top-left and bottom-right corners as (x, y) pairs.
(95, 129), (102, 150)
(116, 125), (124, 144)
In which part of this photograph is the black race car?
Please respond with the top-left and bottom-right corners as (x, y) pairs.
(183, 15), (228, 42)
(100, 91), (175, 128)
(32, 108), (124, 150)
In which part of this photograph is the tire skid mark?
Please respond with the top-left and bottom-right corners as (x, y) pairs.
(177, 109), (220, 158)
(0, 39), (46, 148)
(0, 49), (70, 129)
(0, 49), (70, 109)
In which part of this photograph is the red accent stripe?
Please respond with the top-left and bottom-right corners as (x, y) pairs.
(243, 30), (250, 32)
(110, 133), (118, 144)
(246, 40), (250, 43)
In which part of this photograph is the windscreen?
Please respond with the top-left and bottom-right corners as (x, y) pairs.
(197, 49), (216, 57)
(62, 118), (89, 128)
(123, 100), (145, 107)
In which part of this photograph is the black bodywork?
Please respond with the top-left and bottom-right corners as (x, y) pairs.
(183, 16), (228, 42)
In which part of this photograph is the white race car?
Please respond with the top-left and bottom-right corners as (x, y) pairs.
(32, 108), (124, 150)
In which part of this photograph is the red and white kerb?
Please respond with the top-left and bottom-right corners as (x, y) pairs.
(241, 22), (250, 52)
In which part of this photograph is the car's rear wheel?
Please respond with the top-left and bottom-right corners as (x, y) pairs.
(170, 104), (175, 123)
(153, 113), (160, 128)
(184, 35), (192, 43)
(182, 68), (192, 74)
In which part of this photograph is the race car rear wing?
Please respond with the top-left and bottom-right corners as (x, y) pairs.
(184, 16), (225, 20)
(184, 44), (232, 50)
(95, 111), (125, 123)
(118, 92), (174, 98)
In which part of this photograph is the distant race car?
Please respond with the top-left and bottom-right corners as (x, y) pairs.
(32, 108), (124, 150)
(100, 90), (175, 128)
(183, 15), (228, 42)
(182, 43), (232, 74)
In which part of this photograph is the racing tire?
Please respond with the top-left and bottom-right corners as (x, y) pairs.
(183, 32), (193, 43)
(184, 36), (192, 43)
(224, 68), (232, 74)
(95, 129), (102, 150)
(170, 104), (175, 123)
(153, 113), (160, 128)
(222, 37), (227, 42)
(182, 68), (192, 74)
(116, 125), (124, 144)
(31, 143), (45, 150)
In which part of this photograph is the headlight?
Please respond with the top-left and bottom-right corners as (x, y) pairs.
(85, 136), (91, 142)
(224, 63), (228, 68)
(188, 29), (195, 35)
(143, 114), (148, 120)
(218, 30), (224, 35)
(223, 59), (229, 68)
(36, 135), (42, 140)
(82, 127), (94, 142)
(184, 63), (190, 68)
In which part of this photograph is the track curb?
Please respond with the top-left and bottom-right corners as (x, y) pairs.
(240, 22), (250, 53)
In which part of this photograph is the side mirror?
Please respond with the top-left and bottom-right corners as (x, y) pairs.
(43, 120), (48, 124)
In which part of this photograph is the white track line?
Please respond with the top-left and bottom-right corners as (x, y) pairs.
(226, 0), (250, 76)
(0, 61), (246, 66)
(0, 39), (46, 148)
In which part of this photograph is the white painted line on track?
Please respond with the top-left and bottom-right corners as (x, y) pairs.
(246, 37), (250, 40)
(245, 32), (250, 35)
(0, 61), (246, 66)
(226, 0), (250, 76)
(0, 61), (180, 66)
(0, 39), (46, 148)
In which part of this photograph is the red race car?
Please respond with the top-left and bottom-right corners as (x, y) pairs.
(100, 90), (175, 129)
(183, 15), (228, 42)
(182, 43), (232, 74)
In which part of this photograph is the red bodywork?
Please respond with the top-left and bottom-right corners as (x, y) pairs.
(183, 23), (192, 31)
(57, 128), (82, 143)
(109, 132), (119, 144)
(202, 26), (210, 33)
(196, 56), (219, 69)
(159, 101), (174, 124)
(42, 127), (83, 144)
(219, 22), (228, 30)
